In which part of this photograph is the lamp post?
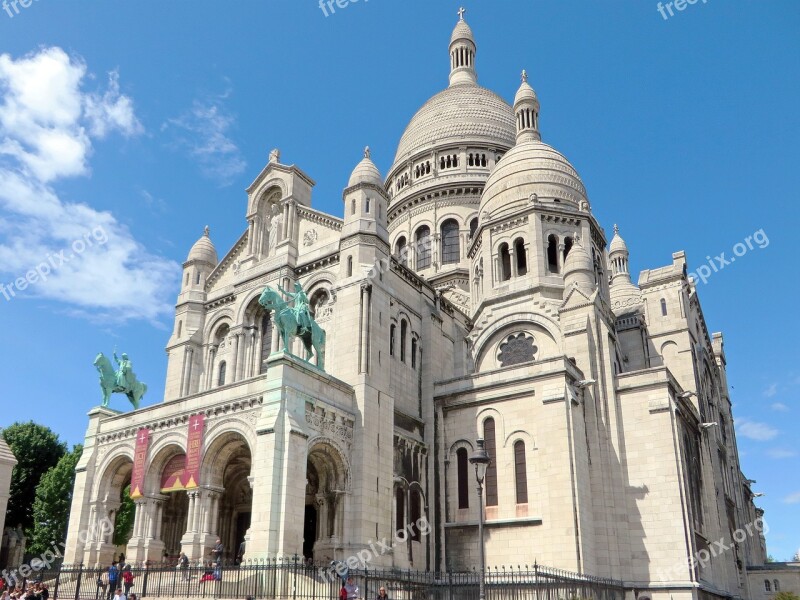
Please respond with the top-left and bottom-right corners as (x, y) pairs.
(469, 438), (491, 600)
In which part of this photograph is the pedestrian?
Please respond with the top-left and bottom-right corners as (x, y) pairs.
(178, 552), (190, 581)
(211, 538), (224, 565)
(121, 565), (134, 596)
(376, 586), (389, 599)
(112, 588), (125, 600)
(95, 570), (108, 600)
(344, 576), (359, 600)
(106, 563), (119, 600)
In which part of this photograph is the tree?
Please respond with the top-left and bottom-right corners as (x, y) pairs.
(113, 485), (135, 546)
(774, 592), (800, 600)
(1, 422), (66, 531)
(28, 444), (83, 555)
(767, 554), (776, 563)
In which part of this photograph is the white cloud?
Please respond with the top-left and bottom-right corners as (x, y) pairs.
(735, 417), (779, 442)
(163, 96), (246, 186)
(766, 449), (798, 460)
(0, 47), (178, 322)
(84, 69), (143, 138)
(784, 491), (800, 504)
(763, 383), (778, 398)
(771, 402), (790, 412)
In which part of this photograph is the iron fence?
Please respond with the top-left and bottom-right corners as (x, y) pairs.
(4, 559), (626, 600)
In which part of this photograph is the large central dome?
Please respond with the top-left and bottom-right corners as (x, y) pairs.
(391, 85), (515, 169)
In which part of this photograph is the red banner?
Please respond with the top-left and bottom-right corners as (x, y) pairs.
(184, 414), (205, 489)
(130, 428), (150, 499)
(160, 453), (186, 493)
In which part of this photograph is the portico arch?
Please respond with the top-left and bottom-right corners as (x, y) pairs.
(304, 438), (351, 563)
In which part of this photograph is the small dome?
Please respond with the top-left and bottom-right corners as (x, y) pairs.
(609, 224), (629, 255)
(514, 71), (538, 106)
(187, 226), (218, 265)
(481, 140), (588, 219)
(348, 147), (383, 188)
(564, 238), (593, 276)
(450, 11), (475, 45)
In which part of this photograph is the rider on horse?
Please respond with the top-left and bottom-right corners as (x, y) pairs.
(279, 283), (313, 335)
(114, 352), (135, 391)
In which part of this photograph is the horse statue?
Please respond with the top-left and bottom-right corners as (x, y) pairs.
(258, 284), (326, 370)
(94, 352), (147, 409)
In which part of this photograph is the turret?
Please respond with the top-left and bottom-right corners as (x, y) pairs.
(563, 235), (595, 296)
(514, 70), (541, 143)
(341, 147), (390, 279)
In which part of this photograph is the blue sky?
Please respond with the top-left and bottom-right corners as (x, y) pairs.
(0, 0), (797, 561)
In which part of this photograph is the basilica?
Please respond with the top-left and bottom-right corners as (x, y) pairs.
(64, 11), (767, 600)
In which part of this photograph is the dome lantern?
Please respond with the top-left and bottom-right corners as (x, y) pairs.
(449, 7), (477, 87)
(514, 69), (541, 143)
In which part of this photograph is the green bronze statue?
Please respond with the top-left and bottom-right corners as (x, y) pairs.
(258, 283), (326, 370)
(94, 351), (147, 409)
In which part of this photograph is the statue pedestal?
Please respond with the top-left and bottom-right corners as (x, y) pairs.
(246, 352), (356, 560)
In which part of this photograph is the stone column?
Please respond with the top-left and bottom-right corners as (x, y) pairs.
(247, 218), (255, 254)
(271, 318), (280, 353)
(510, 246), (518, 278)
(255, 328), (264, 376)
(282, 201), (290, 240)
(316, 495), (328, 542)
(359, 284), (371, 374)
(557, 242), (565, 273)
(236, 331), (247, 381)
(230, 334), (240, 383)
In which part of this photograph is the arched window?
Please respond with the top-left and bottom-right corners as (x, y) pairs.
(411, 337), (417, 369)
(547, 235), (559, 273)
(764, 581), (771, 592)
(416, 226), (431, 270)
(195, 270), (201, 285)
(563, 237), (573, 262)
(410, 489), (421, 541)
(514, 440), (528, 504)
(441, 219), (460, 264)
(469, 217), (478, 239)
(456, 448), (469, 509)
(395, 488), (405, 532)
(395, 236), (408, 266)
(347, 256), (353, 277)
(400, 320), (408, 363)
(351, 199), (356, 215)
(389, 324), (396, 356)
(184, 272), (189, 287)
(499, 243), (511, 281)
(774, 581), (780, 592)
(514, 238), (527, 276)
(483, 419), (498, 506)
(365, 198), (371, 213)
(176, 320), (182, 337)
(661, 298), (668, 316)
(217, 361), (227, 387)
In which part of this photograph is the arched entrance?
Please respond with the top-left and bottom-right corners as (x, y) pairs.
(304, 440), (349, 563)
(89, 455), (133, 565)
(199, 431), (253, 563)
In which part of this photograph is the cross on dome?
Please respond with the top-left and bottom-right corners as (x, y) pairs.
(204, 225), (210, 237)
(521, 69), (528, 83)
(364, 146), (371, 159)
(457, 6), (466, 20)
(614, 224), (619, 235)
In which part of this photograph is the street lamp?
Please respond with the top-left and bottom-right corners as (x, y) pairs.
(469, 438), (491, 600)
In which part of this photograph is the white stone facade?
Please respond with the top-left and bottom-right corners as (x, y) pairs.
(64, 11), (769, 600)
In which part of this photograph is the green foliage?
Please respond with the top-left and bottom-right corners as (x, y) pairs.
(28, 444), (83, 555)
(774, 592), (800, 600)
(113, 485), (135, 546)
(767, 554), (776, 563)
(1, 421), (67, 531)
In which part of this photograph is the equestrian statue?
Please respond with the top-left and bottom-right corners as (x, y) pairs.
(258, 282), (326, 370)
(94, 350), (147, 409)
